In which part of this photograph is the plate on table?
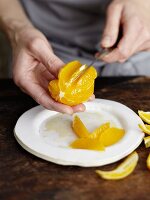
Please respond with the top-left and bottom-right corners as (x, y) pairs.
(14, 99), (144, 167)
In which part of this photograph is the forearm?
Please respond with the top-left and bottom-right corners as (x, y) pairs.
(0, 0), (33, 41)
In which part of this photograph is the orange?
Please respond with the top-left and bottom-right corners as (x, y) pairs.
(48, 60), (97, 106)
(70, 138), (105, 151)
(99, 127), (125, 147)
(72, 115), (90, 138)
(89, 122), (110, 139)
(71, 115), (125, 151)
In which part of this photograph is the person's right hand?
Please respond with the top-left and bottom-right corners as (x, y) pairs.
(11, 26), (86, 114)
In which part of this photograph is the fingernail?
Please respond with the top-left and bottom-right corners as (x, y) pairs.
(101, 36), (111, 47)
(79, 105), (86, 112)
(95, 52), (101, 58)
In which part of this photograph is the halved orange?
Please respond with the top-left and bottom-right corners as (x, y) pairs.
(48, 60), (97, 106)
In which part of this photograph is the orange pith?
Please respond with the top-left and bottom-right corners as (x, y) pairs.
(48, 60), (97, 106)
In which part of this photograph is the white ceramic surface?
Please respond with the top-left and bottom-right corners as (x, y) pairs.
(14, 99), (144, 167)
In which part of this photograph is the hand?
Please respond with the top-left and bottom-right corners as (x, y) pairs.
(11, 26), (87, 114)
(99, 0), (150, 63)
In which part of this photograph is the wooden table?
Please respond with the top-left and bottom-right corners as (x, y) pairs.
(0, 77), (150, 200)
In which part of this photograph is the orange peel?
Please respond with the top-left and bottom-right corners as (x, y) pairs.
(144, 136), (150, 148)
(147, 153), (150, 170)
(96, 151), (138, 180)
(138, 110), (150, 124)
(139, 124), (150, 135)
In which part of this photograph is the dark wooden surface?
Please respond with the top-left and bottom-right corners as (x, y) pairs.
(0, 77), (150, 200)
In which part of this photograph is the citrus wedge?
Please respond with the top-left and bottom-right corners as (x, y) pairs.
(71, 116), (125, 150)
(96, 151), (138, 180)
(99, 127), (125, 147)
(138, 124), (150, 135)
(144, 136), (150, 148)
(138, 110), (150, 124)
(89, 122), (110, 139)
(147, 153), (150, 170)
(70, 138), (105, 151)
(72, 115), (90, 138)
(58, 61), (84, 90)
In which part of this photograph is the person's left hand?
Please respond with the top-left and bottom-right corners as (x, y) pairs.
(99, 0), (150, 63)
(11, 26), (90, 114)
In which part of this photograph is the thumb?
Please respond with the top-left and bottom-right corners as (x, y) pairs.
(101, 3), (123, 48)
(29, 38), (64, 77)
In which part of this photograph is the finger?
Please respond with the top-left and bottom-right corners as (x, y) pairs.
(71, 94), (95, 113)
(88, 94), (95, 101)
(35, 63), (56, 90)
(101, 3), (123, 48)
(36, 63), (56, 80)
(28, 38), (64, 77)
(130, 28), (150, 52)
(101, 17), (142, 63)
(72, 104), (86, 113)
(20, 79), (74, 114)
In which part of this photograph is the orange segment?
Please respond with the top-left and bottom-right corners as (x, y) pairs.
(61, 66), (97, 105)
(58, 60), (82, 91)
(71, 116), (125, 151)
(99, 127), (125, 147)
(70, 138), (105, 151)
(48, 60), (97, 106)
(89, 122), (110, 139)
(72, 115), (90, 138)
(69, 64), (88, 83)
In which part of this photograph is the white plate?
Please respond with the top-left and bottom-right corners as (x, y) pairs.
(14, 99), (144, 167)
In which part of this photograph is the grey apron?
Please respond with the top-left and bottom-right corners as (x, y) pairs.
(20, 0), (150, 76)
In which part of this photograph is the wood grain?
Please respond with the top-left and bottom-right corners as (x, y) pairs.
(0, 77), (150, 200)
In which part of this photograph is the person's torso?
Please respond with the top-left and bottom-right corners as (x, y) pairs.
(20, 0), (110, 52)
